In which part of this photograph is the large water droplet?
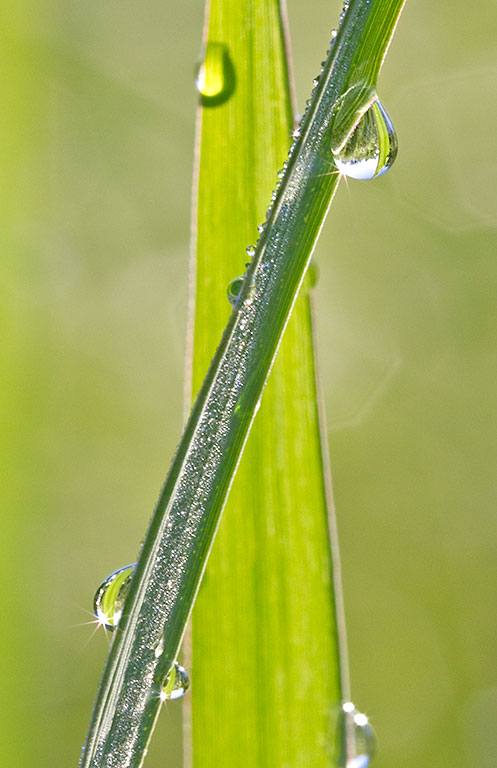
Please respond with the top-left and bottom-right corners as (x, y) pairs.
(195, 42), (236, 107)
(227, 276), (244, 306)
(336, 701), (376, 768)
(160, 662), (189, 701)
(93, 563), (135, 630)
(332, 100), (398, 180)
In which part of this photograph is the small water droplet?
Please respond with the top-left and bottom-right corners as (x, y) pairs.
(227, 276), (244, 306)
(195, 42), (236, 107)
(313, 75), (320, 86)
(331, 28), (338, 38)
(336, 701), (376, 768)
(93, 564), (136, 630)
(332, 99), (397, 180)
(154, 636), (165, 658)
(257, 223), (265, 234)
(246, 245), (256, 258)
(160, 662), (189, 701)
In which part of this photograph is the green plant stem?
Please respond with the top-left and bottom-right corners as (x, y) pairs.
(80, 1), (405, 765)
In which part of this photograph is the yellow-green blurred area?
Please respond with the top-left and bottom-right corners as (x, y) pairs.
(1, 0), (496, 766)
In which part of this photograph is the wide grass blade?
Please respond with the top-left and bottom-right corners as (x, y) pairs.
(189, 1), (343, 766)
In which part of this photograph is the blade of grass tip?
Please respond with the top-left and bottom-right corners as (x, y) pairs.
(188, 1), (344, 766)
(79, 1), (405, 765)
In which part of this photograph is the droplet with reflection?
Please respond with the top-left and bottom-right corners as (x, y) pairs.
(195, 42), (236, 107)
(336, 700), (376, 768)
(160, 662), (189, 701)
(227, 276), (244, 306)
(93, 563), (136, 631)
(332, 100), (398, 180)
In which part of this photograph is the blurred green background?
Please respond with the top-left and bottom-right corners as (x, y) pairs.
(2, 0), (497, 766)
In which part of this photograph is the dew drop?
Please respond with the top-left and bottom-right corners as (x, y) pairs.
(332, 100), (398, 180)
(336, 701), (376, 768)
(154, 636), (165, 659)
(246, 245), (256, 257)
(257, 224), (265, 234)
(227, 276), (244, 306)
(93, 563), (136, 631)
(195, 42), (236, 107)
(160, 662), (189, 701)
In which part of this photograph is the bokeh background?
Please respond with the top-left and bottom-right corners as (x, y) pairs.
(2, 0), (497, 766)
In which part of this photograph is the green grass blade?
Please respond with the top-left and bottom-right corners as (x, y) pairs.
(190, 1), (343, 766)
(80, 1), (405, 765)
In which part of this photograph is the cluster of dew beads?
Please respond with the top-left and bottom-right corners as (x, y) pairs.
(93, 563), (136, 630)
(227, 276), (244, 307)
(160, 662), (189, 702)
(337, 701), (376, 768)
(339, 0), (351, 24)
(332, 100), (398, 181)
(194, 41), (235, 107)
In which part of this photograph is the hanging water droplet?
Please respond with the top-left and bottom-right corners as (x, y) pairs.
(313, 75), (321, 86)
(195, 42), (236, 107)
(227, 276), (244, 306)
(160, 662), (189, 701)
(246, 245), (256, 258)
(332, 100), (397, 180)
(93, 563), (136, 630)
(331, 28), (338, 38)
(257, 223), (265, 234)
(336, 701), (376, 768)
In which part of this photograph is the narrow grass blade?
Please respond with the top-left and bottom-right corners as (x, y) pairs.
(80, 1), (405, 765)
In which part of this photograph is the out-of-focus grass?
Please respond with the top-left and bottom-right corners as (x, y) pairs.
(1, 1), (497, 767)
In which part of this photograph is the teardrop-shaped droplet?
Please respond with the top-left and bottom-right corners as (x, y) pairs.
(160, 662), (189, 701)
(332, 100), (397, 180)
(227, 276), (244, 306)
(93, 563), (136, 630)
(246, 245), (256, 258)
(195, 42), (236, 107)
(336, 701), (376, 768)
